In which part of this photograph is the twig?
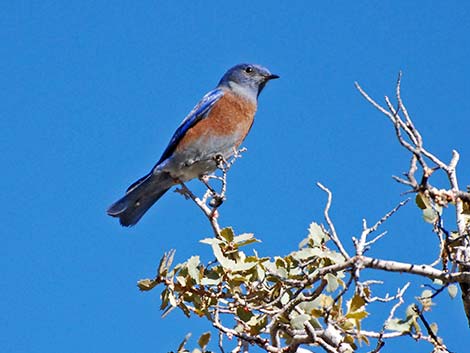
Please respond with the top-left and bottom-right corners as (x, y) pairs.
(219, 330), (226, 353)
(356, 73), (470, 326)
(176, 181), (221, 237)
(316, 182), (350, 260)
(174, 148), (247, 238)
(355, 199), (410, 256)
(364, 283), (409, 353)
(213, 303), (281, 353)
(412, 305), (443, 347)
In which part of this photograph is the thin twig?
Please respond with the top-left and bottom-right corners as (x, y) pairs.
(316, 182), (350, 260)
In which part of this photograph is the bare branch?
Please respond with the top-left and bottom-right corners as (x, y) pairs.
(316, 182), (350, 260)
(354, 81), (396, 120)
(369, 282), (410, 353)
(355, 199), (410, 256)
(174, 148), (248, 239)
(356, 73), (470, 326)
(176, 181), (222, 237)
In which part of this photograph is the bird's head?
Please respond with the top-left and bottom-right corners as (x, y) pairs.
(218, 63), (279, 100)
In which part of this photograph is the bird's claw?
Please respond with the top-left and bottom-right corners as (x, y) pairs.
(209, 195), (225, 208)
(174, 187), (191, 200)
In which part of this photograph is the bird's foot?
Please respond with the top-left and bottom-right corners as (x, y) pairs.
(200, 174), (225, 208)
(209, 194), (225, 208)
(174, 187), (190, 200)
(174, 180), (192, 200)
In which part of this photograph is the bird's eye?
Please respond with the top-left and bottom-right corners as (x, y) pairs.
(245, 66), (254, 74)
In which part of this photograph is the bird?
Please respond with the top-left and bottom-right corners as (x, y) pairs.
(107, 63), (279, 227)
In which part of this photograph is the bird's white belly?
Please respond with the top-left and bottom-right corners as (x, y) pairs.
(156, 134), (240, 181)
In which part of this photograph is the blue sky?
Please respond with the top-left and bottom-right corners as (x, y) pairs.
(2, 1), (470, 352)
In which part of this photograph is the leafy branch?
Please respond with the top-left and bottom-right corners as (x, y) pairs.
(138, 75), (469, 353)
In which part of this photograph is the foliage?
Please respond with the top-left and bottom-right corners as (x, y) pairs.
(137, 74), (470, 352)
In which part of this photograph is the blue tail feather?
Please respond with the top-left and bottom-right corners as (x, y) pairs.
(107, 171), (173, 226)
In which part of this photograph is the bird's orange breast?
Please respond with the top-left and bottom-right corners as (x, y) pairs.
(177, 92), (257, 151)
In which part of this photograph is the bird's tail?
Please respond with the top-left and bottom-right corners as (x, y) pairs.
(107, 171), (174, 227)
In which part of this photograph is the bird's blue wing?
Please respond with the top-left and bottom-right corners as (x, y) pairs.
(156, 88), (224, 165)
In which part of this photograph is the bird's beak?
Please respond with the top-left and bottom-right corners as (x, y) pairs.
(266, 74), (280, 80)
(258, 73), (279, 97)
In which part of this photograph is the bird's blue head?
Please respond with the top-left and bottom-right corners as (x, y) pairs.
(218, 63), (279, 101)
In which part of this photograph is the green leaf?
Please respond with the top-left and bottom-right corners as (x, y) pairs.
(280, 291), (290, 305)
(247, 314), (268, 335)
(275, 257), (287, 268)
(256, 263), (266, 281)
(344, 335), (357, 350)
(346, 310), (368, 320)
(415, 193), (428, 209)
(232, 261), (258, 272)
(357, 334), (369, 346)
(200, 269), (221, 286)
(323, 250), (345, 264)
(299, 237), (310, 248)
(160, 288), (169, 310)
(211, 243), (234, 268)
(211, 243), (258, 272)
(200, 277), (219, 286)
(290, 313), (311, 330)
(448, 284), (458, 299)
(417, 192), (442, 224)
(418, 289), (433, 310)
(385, 318), (412, 333)
(263, 261), (276, 273)
(176, 274), (187, 286)
(308, 222), (327, 244)
(177, 333), (191, 353)
(178, 302), (191, 318)
(236, 306), (254, 322)
(158, 249), (176, 276)
(341, 320), (355, 331)
(422, 207), (439, 224)
(137, 278), (156, 291)
(198, 332), (211, 351)
(405, 304), (418, 318)
(220, 227), (235, 242)
(233, 233), (255, 244)
(292, 247), (322, 261)
(187, 256), (201, 283)
(200, 237), (222, 245)
(430, 322), (438, 335)
(168, 262), (184, 278)
(168, 290), (177, 307)
(462, 201), (470, 215)
(348, 293), (366, 312)
(325, 273), (339, 292)
(319, 294), (334, 308)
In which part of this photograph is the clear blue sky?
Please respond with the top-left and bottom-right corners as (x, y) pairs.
(2, 1), (469, 352)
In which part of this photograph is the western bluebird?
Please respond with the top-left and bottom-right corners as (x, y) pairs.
(107, 63), (279, 226)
